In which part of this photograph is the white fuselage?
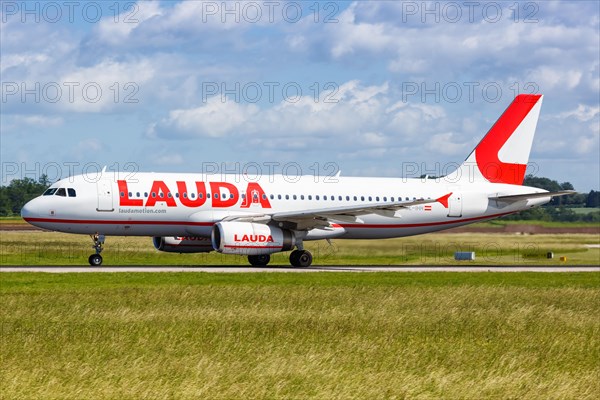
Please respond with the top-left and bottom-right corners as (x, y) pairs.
(21, 172), (549, 239)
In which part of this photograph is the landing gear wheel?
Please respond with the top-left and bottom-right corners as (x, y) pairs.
(89, 233), (105, 266)
(88, 254), (103, 266)
(248, 254), (270, 267)
(290, 250), (312, 268)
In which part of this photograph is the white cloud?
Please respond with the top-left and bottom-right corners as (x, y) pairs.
(58, 59), (155, 113)
(95, 1), (163, 45)
(13, 115), (63, 127)
(149, 97), (259, 138)
(556, 104), (600, 122)
(425, 132), (470, 156)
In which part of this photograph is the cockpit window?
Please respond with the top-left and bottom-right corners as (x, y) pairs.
(67, 188), (76, 197)
(55, 188), (66, 197)
(43, 188), (57, 196)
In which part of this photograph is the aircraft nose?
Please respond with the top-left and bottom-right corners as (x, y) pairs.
(21, 200), (32, 219)
(21, 198), (39, 219)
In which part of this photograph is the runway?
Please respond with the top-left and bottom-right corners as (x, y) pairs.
(1, 265), (599, 273)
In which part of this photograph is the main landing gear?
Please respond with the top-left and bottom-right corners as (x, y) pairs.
(289, 249), (312, 268)
(248, 254), (270, 267)
(246, 248), (313, 268)
(88, 234), (105, 266)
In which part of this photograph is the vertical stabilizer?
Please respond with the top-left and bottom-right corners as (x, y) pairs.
(447, 94), (543, 185)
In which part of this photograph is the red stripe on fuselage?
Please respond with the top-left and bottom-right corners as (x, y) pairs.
(23, 217), (213, 226)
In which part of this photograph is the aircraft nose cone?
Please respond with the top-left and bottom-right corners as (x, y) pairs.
(21, 201), (32, 219)
(21, 199), (38, 219)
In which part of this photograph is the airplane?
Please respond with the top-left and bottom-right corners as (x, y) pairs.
(21, 94), (573, 267)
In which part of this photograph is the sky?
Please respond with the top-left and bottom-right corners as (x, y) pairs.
(1, 0), (599, 191)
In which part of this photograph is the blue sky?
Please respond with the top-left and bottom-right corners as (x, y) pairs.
(1, 1), (599, 191)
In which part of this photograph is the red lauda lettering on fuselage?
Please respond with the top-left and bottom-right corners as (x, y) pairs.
(234, 234), (274, 242)
(117, 180), (271, 209)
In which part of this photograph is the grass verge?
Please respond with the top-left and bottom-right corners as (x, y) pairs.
(1, 272), (599, 399)
(2, 231), (598, 265)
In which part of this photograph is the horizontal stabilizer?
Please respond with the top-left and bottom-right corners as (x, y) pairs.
(489, 190), (576, 203)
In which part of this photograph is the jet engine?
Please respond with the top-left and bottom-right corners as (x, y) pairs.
(211, 222), (296, 255)
(152, 236), (213, 253)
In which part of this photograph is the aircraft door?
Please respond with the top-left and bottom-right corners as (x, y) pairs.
(96, 179), (114, 212)
(447, 193), (463, 217)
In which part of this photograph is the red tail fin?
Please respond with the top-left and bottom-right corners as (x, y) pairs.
(448, 94), (543, 185)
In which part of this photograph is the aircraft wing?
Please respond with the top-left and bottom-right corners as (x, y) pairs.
(488, 190), (576, 203)
(267, 193), (452, 230)
(222, 193), (452, 230)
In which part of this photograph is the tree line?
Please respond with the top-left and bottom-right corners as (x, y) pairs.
(0, 174), (599, 221)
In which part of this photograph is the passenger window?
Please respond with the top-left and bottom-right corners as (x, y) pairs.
(301, 195), (305, 200)
(56, 188), (66, 197)
(270, 194), (274, 200)
(278, 195), (282, 200)
(376, 196), (380, 202)
(293, 195), (297, 200)
(354, 196), (357, 201)
(308, 195), (312, 200)
(136, 192), (140, 197)
(285, 195), (289, 200)
(67, 188), (76, 197)
(361, 196), (365, 201)
(316, 195), (320, 200)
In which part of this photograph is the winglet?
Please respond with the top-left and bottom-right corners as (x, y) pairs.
(436, 192), (452, 208)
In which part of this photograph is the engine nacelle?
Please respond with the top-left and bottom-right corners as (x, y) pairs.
(211, 222), (296, 255)
(153, 236), (213, 253)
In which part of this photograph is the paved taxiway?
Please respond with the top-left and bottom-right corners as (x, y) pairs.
(1, 266), (599, 273)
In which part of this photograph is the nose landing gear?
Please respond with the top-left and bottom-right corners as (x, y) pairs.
(89, 234), (105, 266)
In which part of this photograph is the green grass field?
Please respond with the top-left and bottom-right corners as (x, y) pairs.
(2, 230), (598, 266)
(1, 272), (598, 399)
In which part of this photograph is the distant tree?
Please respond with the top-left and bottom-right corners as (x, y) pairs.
(582, 210), (600, 222)
(523, 175), (585, 206)
(0, 176), (50, 216)
(586, 190), (600, 208)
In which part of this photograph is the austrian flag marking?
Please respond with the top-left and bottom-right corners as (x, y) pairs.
(424, 205), (432, 211)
